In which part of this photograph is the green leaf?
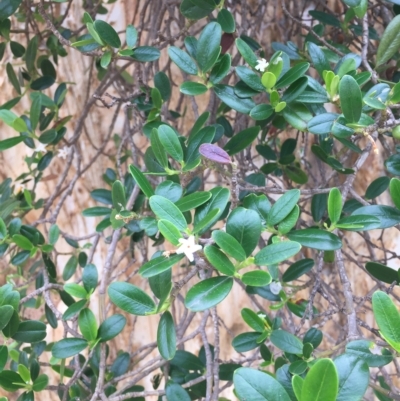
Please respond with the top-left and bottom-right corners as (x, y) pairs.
(204, 245), (236, 276)
(224, 126), (260, 156)
(217, 9), (235, 33)
(282, 258), (314, 282)
(168, 46), (198, 75)
(98, 314), (126, 342)
(193, 208), (220, 234)
(180, 82), (208, 96)
(307, 42), (330, 76)
(255, 241), (301, 266)
(175, 191), (211, 212)
(154, 71), (171, 102)
(0, 0), (22, 20)
(346, 340), (393, 367)
(12, 320), (46, 343)
(270, 330), (303, 354)
(150, 129), (168, 169)
(32, 374), (48, 392)
(339, 75), (362, 123)
(351, 205), (400, 229)
(390, 178), (400, 209)
(126, 24), (137, 48)
(241, 308), (265, 332)
(139, 253), (184, 278)
(158, 220), (182, 246)
(365, 176), (390, 200)
(0, 136), (24, 151)
(131, 46), (160, 62)
(52, 338), (88, 359)
(12, 234), (33, 250)
(149, 195), (187, 231)
(301, 358), (338, 401)
(157, 311), (176, 360)
(267, 189), (300, 226)
(185, 126), (215, 168)
(281, 77), (308, 103)
(212, 230), (246, 262)
(213, 85), (255, 114)
(226, 207), (261, 256)
(250, 104), (274, 120)
(235, 38), (258, 68)
(292, 375), (304, 400)
(165, 381), (191, 401)
(6, 63), (21, 95)
(376, 15), (400, 66)
(108, 282), (156, 316)
(335, 215), (380, 231)
(100, 51), (111, 68)
(286, 229), (342, 251)
(62, 300), (87, 321)
(236, 66), (264, 92)
(232, 332), (261, 352)
(63, 255), (78, 281)
(261, 71), (277, 89)
(0, 370), (24, 392)
(342, 0), (361, 6)
(0, 306), (13, 331)
(78, 308), (97, 342)
(197, 22), (222, 73)
(328, 187), (342, 224)
(64, 283), (87, 299)
(234, 367), (291, 401)
(112, 180), (126, 212)
(158, 125), (183, 162)
(129, 164), (154, 198)
(185, 276), (233, 312)
(94, 20), (121, 48)
(276, 62), (310, 89)
(334, 354), (369, 401)
(82, 206), (111, 217)
(385, 154), (400, 176)
(372, 291), (400, 352)
(241, 270), (272, 286)
(308, 113), (339, 135)
(210, 53), (231, 84)
(82, 264), (98, 293)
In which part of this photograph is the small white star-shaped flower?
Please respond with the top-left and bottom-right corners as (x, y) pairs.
(58, 146), (70, 159)
(34, 142), (47, 153)
(270, 281), (282, 295)
(176, 235), (202, 262)
(255, 58), (269, 72)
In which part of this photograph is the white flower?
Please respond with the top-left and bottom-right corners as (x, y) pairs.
(270, 281), (282, 295)
(34, 142), (47, 153)
(58, 146), (70, 159)
(255, 58), (269, 72)
(176, 235), (202, 262)
(42, 108), (52, 116)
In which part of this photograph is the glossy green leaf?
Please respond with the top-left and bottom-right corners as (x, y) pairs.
(112, 180), (126, 212)
(149, 195), (187, 231)
(339, 75), (362, 123)
(276, 62), (310, 89)
(365, 176), (390, 200)
(250, 104), (274, 120)
(376, 15), (400, 66)
(158, 125), (183, 162)
(197, 22), (222, 73)
(126, 24), (137, 48)
(328, 187), (342, 224)
(64, 283), (87, 299)
(232, 332), (261, 352)
(78, 308), (97, 342)
(175, 191), (211, 212)
(180, 81), (208, 96)
(267, 189), (300, 226)
(32, 374), (48, 392)
(390, 178), (400, 209)
(204, 245), (236, 276)
(180, 0), (210, 20)
(168, 46), (198, 75)
(307, 42), (330, 76)
(209, 53), (231, 84)
(372, 291), (400, 353)
(385, 154), (400, 176)
(217, 9), (235, 33)
(235, 38), (258, 68)
(351, 205), (400, 229)
(241, 270), (272, 286)
(0, 306), (13, 331)
(346, 340), (393, 367)
(0, 136), (24, 151)
(213, 85), (255, 114)
(301, 358), (338, 401)
(98, 314), (126, 342)
(236, 66), (264, 92)
(255, 241), (301, 266)
(157, 311), (176, 360)
(0, 370), (24, 392)
(52, 338), (88, 359)
(270, 330), (303, 354)
(241, 308), (266, 332)
(94, 20), (121, 48)
(308, 112), (338, 135)
(334, 354), (369, 401)
(282, 258), (314, 282)
(185, 276), (233, 312)
(129, 165), (154, 198)
(0, 0), (22, 20)
(335, 215), (380, 231)
(131, 46), (160, 62)
(286, 229), (342, 251)
(193, 208), (220, 234)
(212, 230), (246, 262)
(226, 207), (261, 256)
(224, 126), (260, 156)
(234, 367), (291, 401)
(12, 320), (46, 343)
(158, 220), (182, 246)
(108, 282), (156, 315)
(139, 253), (184, 278)
(165, 381), (191, 401)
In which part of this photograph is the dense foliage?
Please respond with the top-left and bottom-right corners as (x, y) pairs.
(1, 0), (400, 400)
